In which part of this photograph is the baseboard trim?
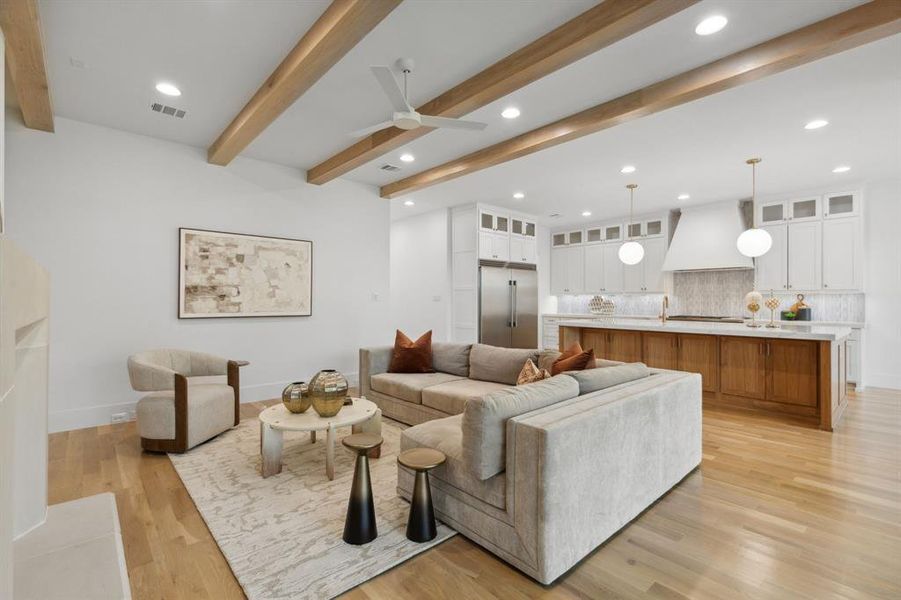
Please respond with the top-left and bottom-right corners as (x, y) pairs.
(49, 373), (360, 433)
(865, 373), (901, 391)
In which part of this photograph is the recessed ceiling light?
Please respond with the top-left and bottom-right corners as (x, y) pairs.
(804, 119), (829, 130)
(832, 165), (851, 173)
(403, 199), (415, 206)
(620, 165), (636, 174)
(155, 82), (181, 97)
(677, 193), (690, 200)
(501, 107), (520, 119)
(512, 191), (525, 199)
(581, 211), (592, 217)
(399, 153), (415, 163)
(695, 15), (727, 36)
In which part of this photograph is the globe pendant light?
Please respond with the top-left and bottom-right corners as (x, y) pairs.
(736, 157), (773, 258)
(619, 183), (644, 265)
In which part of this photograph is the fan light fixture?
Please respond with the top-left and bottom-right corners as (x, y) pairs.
(736, 157), (773, 258)
(619, 184), (644, 265)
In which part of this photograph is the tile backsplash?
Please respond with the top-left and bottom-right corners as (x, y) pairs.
(554, 270), (865, 323)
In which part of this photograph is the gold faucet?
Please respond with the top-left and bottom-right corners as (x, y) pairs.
(660, 295), (669, 324)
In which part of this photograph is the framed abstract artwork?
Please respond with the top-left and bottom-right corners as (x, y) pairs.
(178, 228), (312, 318)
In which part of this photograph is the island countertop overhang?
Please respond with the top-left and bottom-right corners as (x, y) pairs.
(556, 318), (852, 341)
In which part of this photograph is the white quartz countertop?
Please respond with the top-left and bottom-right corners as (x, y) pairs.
(556, 318), (852, 341)
(543, 313), (865, 329)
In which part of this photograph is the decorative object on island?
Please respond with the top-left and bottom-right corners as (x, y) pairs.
(765, 290), (780, 328)
(398, 448), (447, 543)
(588, 295), (615, 317)
(309, 369), (349, 417)
(787, 293), (812, 321)
(342, 433), (383, 545)
(178, 228), (312, 318)
(736, 157), (773, 258)
(618, 184), (644, 265)
(281, 381), (311, 413)
(745, 290), (763, 328)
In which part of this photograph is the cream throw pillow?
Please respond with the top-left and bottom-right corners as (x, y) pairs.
(516, 359), (551, 385)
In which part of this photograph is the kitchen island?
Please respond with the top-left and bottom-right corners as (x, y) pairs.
(558, 318), (852, 430)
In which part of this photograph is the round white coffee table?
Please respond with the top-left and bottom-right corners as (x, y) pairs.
(258, 398), (381, 480)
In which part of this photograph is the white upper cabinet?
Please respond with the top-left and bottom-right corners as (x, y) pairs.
(623, 237), (666, 292)
(509, 236), (537, 264)
(479, 231), (509, 261)
(478, 207), (537, 264)
(757, 224), (788, 291)
(759, 200), (787, 225)
(480, 210), (509, 233)
(583, 244), (605, 292)
(603, 244), (624, 293)
(822, 217), (860, 290)
(823, 191), (860, 219)
(551, 246), (583, 294)
(789, 197), (820, 222)
(787, 221), (822, 291)
(626, 218), (665, 238)
(759, 197), (821, 224)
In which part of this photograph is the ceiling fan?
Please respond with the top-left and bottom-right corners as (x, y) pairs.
(351, 58), (488, 137)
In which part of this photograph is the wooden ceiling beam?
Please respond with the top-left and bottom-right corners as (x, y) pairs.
(208, 0), (402, 166)
(307, 0), (699, 185)
(380, 0), (901, 199)
(1, 0), (54, 132)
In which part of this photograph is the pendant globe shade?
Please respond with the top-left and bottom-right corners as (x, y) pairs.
(736, 227), (773, 258)
(619, 240), (645, 265)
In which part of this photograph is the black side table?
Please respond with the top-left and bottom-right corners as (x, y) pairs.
(397, 448), (446, 542)
(342, 433), (383, 545)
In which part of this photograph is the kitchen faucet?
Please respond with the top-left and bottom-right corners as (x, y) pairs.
(660, 295), (669, 324)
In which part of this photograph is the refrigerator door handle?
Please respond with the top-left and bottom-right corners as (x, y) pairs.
(512, 280), (518, 327)
(507, 280), (514, 327)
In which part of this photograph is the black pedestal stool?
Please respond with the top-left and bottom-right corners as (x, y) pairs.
(342, 433), (383, 545)
(397, 448), (446, 542)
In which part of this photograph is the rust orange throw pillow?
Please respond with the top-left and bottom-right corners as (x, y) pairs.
(551, 342), (595, 375)
(388, 329), (434, 373)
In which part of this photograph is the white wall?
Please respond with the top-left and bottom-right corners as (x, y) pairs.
(0, 27), (13, 598)
(5, 116), (392, 432)
(390, 209), (451, 341)
(863, 178), (901, 389)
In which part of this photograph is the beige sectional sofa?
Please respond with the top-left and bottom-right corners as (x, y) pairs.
(358, 342), (702, 584)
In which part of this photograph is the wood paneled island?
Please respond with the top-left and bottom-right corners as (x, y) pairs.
(559, 319), (852, 430)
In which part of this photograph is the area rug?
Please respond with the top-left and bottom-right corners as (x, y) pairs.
(169, 416), (456, 599)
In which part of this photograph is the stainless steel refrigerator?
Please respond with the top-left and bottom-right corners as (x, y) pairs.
(479, 265), (538, 348)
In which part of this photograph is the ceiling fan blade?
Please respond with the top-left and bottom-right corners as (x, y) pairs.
(419, 115), (487, 131)
(371, 66), (410, 113)
(348, 120), (395, 138)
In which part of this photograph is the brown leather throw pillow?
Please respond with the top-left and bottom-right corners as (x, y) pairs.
(551, 342), (596, 375)
(388, 329), (434, 373)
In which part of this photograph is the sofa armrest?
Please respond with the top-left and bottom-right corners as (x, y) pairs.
(508, 371), (702, 584)
(359, 346), (393, 397)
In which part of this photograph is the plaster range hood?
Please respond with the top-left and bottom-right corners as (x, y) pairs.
(662, 201), (754, 271)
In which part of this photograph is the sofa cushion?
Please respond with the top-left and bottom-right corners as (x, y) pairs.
(421, 379), (510, 415)
(431, 342), (471, 377)
(370, 372), (465, 405)
(566, 362), (651, 396)
(401, 414), (506, 509)
(463, 374), (580, 480)
(389, 329), (434, 373)
(468, 344), (539, 385)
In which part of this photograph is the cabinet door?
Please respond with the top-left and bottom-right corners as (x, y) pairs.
(720, 336), (766, 399)
(756, 224), (787, 291)
(759, 200), (786, 225)
(509, 237), (525, 263)
(522, 238), (537, 264)
(643, 332), (678, 370)
(824, 191), (859, 219)
(602, 244), (624, 292)
(642, 237), (666, 292)
(789, 197), (820, 222)
(583, 244), (605, 292)
(766, 339), (818, 406)
(623, 255), (643, 293)
(822, 218), (858, 290)
(480, 211), (496, 232)
(645, 218), (664, 238)
(678, 334), (718, 393)
(478, 231), (495, 260)
(607, 330), (643, 362)
(581, 330), (607, 358)
(565, 246), (584, 293)
(787, 221), (821, 290)
(550, 247), (567, 294)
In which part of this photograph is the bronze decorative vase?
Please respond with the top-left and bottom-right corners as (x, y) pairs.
(281, 381), (311, 414)
(310, 369), (349, 418)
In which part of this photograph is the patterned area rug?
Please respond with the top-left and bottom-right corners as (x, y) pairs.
(169, 416), (455, 599)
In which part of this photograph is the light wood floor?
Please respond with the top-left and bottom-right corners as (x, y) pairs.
(48, 387), (901, 599)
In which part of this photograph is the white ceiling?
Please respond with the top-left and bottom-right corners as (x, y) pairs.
(32, 0), (899, 226)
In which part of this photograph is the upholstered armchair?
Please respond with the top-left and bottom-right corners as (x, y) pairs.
(127, 349), (249, 453)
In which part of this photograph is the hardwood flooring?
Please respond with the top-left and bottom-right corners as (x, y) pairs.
(48, 388), (901, 599)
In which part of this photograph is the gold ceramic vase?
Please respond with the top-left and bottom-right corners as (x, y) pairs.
(281, 381), (311, 414)
(309, 369), (349, 418)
